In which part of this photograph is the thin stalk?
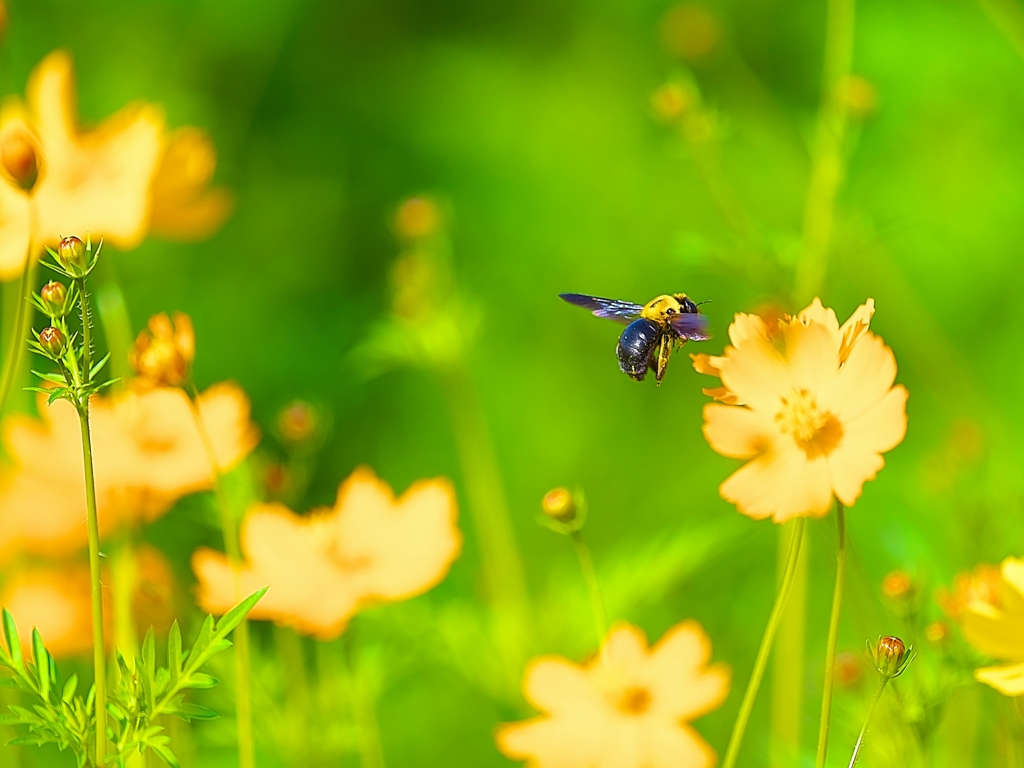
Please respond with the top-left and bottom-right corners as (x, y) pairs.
(570, 531), (608, 649)
(815, 501), (848, 767)
(274, 626), (310, 765)
(0, 246), (37, 416)
(187, 383), (255, 768)
(340, 639), (385, 768)
(78, 401), (107, 766)
(848, 677), (888, 767)
(722, 517), (807, 768)
(793, 0), (857, 302)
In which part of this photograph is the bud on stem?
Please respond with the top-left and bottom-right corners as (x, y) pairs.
(39, 326), (67, 358)
(40, 281), (68, 317)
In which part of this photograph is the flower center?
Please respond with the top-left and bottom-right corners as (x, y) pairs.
(775, 388), (843, 458)
(617, 686), (651, 715)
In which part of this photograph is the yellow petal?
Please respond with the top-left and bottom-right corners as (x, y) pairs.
(728, 312), (771, 346)
(647, 620), (730, 721)
(827, 332), (898, 421)
(648, 724), (717, 768)
(975, 661), (1024, 696)
(783, 320), (839, 395)
(690, 352), (723, 377)
(495, 716), (609, 767)
(0, 172), (32, 280)
(838, 298), (875, 362)
(720, 447), (833, 523)
(719, 336), (790, 413)
(702, 403), (772, 459)
(150, 127), (233, 239)
(796, 297), (839, 335)
(598, 623), (650, 680)
(28, 50), (164, 249)
(960, 601), (1024, 661)
(523, 656), (606, 716)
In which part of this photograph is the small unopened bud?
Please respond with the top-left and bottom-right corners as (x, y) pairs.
(651, 82), (693, 123)
(39, 326), (66, 358)
(57, 236), (88, 274)
(277, 400), (319, 445)
(881, 570), (913, 600)
(0, 125), (39, 192)
(541, 488), (576, 522)
(395, 197), (441, 240)
(40, 281), (68, 317)
(925, 621), (948, 644)
(841, 75), (878, 119)
(835, 651), (863, 688)
(874, 635), (912, 679)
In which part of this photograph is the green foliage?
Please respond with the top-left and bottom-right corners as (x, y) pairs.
(0, 589), (266, 768)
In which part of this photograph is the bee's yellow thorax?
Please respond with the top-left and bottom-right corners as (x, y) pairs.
(640, 294), (685, 323)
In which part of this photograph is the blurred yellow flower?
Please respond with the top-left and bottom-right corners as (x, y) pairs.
(957, 558), (1024, 696)
(191, 466), (461, 639)
(129, 311), (195, 387)
(496, 621), (729, 768)
(0, 50), (232, 280)
(692, 298), (908, 523)
(0, 545), (175, 659)
(939, 562), (1002, 619)
(0, 383), (258, 562)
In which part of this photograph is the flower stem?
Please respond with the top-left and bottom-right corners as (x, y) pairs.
(793, 0), (857, 302)
(77, 400), (107, 766)
(0, 250), (36, 417)
(570, 530), (608, 649)
(340, 638), (386, 768)
(187, 384), (256, 768)
(722, 517), (806, 768)
(815, 501), (847, 767)
(848, 677), (888, 767)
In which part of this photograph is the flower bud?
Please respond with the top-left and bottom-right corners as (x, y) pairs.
(277, 400), (319, 445)
(395, 197), (441, 240)
(40, 281), (68, 317)
(925, 621), (948, 644)
(39, 326), (66, 358)
(834, 651), (863, 688)
(541, 488), (577, 523)
(0, 124), (39, 192)
(874, 635), (912, 679)
(651, 82), (693, 123)
(57, 236), (88, 274)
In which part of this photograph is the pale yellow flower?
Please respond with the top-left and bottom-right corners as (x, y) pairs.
(128, 312), (196, 387)
(191, 466), (461, 639)
(693, 298), (908, 523)
(0, 51), (231, 280)
(496, 621), (729, 768)
(0, 383), (258, 562)
(958, 558), (1024, 696)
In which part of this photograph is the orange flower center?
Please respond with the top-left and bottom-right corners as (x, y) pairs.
(617, 686), (652, 715)
(774, 388), (843, 458)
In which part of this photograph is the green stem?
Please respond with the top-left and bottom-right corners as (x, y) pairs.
(0, 252), (36, 417)
(848, 677), (888, 767)
(93, 254), (134, 384)
(815, 501), (847, 767)
(77, 401), (107, 767)
(570, 531), (608, 648)
(187, 384), (256, 768)
(274, 626), (310, 765)
(722, 517), (806, 768)
(793, 0), (857, 303)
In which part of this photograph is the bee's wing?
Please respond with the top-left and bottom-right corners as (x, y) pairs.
(670, 312), (712, 341)
(559, 293), (643, 325)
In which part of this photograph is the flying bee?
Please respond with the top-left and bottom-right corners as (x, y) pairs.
(560, 292), (711, 385)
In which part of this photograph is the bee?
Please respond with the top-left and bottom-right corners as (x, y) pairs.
(560, 292), (711, 385)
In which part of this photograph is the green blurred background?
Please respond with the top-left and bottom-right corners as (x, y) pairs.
(4, 0), (1024, 765)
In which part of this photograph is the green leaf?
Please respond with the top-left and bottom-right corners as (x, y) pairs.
(0, 677), (19, 689)
(7, 735), (46, 746)
(31, 630), (49, 701)
(214, 587), (267, 640)
(189, 615), (214, 662)
(179, 673), (217, 690)
(140, 628), (156, 712)
(148, 742), (182, 768)
(168, 622), (182, 684)
(30, 370), (67, 384)
(173, 702), (218, 721)
(2, 610), (23, 672)
(89, 352), (111, 379)
(62, 674), (78, 703)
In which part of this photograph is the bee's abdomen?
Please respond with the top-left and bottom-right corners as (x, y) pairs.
(616, 318), (660, 381)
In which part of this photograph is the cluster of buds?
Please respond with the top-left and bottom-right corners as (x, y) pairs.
(869, 635), (915, 680)
(537, 487), (588, 534)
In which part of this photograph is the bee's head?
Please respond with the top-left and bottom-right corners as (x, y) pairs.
(675, 295), (700, 314)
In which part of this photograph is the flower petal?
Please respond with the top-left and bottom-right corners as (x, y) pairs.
(150, 127), (233, 239)
(975, 662), (1024, 696)
(718, 337), (790, 413)
(960, 601), (1024, 662)
(647, 621), (730, 721)
(720, 448), (833, 523)
(496, 715), (609, 767)
(648, 723), (717, 768)
(702, 404), (773, 459)
(523, 657), (605, 716)
(838, 299), (875, 362)
(795, 297), (840, 335)
(828, 332), (898, 421)
(728, 312), (770, 346)
(783, 320), (839, 395)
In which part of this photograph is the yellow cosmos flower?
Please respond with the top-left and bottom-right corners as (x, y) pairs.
(0, 51), (232, 280)
(0, 545), (175, 660)
(128, 312), (196, 387)
(496, 621), (729, 768)
(0, 383), (258, 562)
(692, 298), (908, 522)
(957, 558), (1024, 696)
(191, 466), (461, 639)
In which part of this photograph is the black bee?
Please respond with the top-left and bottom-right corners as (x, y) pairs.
(560, 293), (711, 385)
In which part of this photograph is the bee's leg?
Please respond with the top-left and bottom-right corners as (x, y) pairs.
(655, 333), (672, 386)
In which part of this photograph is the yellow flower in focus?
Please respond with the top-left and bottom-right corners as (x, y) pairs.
(0, 51), (232, 280)
(129, 312), (196, 387)
(692, 298), (908, 522)
(0, 545), (175, 659)
(957, 558), (1024, 696)
(496, 621), (729, 768)
(191, 466), (461, 639)
(0, 383), (258, 562)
